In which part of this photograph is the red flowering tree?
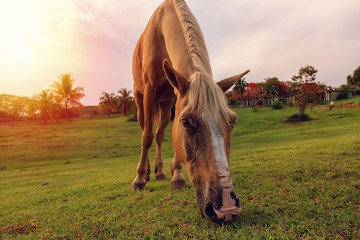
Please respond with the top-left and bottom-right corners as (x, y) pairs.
(290, 65), (321, 116)
(244, 83), (266, 105)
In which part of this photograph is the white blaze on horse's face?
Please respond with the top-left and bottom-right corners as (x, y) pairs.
(206, 118), (241, 223)
(207, 118), (232, 188)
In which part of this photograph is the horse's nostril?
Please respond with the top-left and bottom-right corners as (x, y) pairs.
(230, 191), (240, 208)
(205, 203), (217, 220)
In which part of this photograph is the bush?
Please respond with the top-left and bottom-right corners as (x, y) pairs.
(228, 97), (237, 106)
(319, 101), (329, 105)
(287, 113), (311, 122)
(272, 101), (283, 110)
(337, 92), (349, 100)
(256, 99), (263, 106)
(251, 106), (258, 112)
(278, 97), (287, 105)
(127, 112), (138, 122)
(354, 89), (360, 96)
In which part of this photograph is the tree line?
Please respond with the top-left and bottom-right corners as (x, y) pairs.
(227, 65), (360, 118)
(0, 73), (84, 124)
(98, 88), (135, 118)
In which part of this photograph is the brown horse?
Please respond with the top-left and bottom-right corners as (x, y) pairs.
(132, 0), (249, 224)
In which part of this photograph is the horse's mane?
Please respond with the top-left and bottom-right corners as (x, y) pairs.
(172, 0), (233, 125)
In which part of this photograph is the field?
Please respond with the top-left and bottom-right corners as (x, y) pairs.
(1, 107), (360, 239)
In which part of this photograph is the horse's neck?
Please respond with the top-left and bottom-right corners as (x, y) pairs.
(162, 0), (211, 80)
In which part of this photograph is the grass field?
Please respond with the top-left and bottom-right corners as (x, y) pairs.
(333, 95), (360, 104)
(1, 106), (359, 239)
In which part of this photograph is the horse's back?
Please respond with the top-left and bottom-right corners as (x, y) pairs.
(132, 1), (174, 96)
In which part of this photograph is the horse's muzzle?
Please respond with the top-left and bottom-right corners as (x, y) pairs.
(204, 188), (241, 224)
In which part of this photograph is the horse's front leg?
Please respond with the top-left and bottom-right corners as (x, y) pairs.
(155, 100), (174, 180)
(171, 155), (186, 190)
(132, 91), (155, 191)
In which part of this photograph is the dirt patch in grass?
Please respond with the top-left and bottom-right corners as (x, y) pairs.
(2, 219), (38, 235)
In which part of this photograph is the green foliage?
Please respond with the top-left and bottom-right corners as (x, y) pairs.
(117, 88), (134, 116)
(0, 94), (31, 121)
(228, 97), (237, 106)
(290, 65), (320, 116)
(319, 101), (329, 105)
(251, 106), (258, 112)
(99, 92), (116, 118)
(127, 111), (138, 122)
(52, 73), (85, 121)
(337, 92), (350, 100)
(233, 78), (247, 95)
(272, 100), (283, 110)
(263, 77), (288, 96)
(278, 97), (287, 104)
(1, 108), (360, 239)
(346, 66), (360, 86)
(33, 90), (57, 124)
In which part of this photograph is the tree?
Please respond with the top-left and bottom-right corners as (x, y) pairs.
(117, 88), (134, 116)
(347, 66), (360, 86)
(0, 94), (30, 120)
(233, 78), (248, 95)
(264, 77), (288, 96)
(52, 73), (85, 121)
(290, 65), (321, 116)
(33, 90), (55, 124)
(244, 83), (266, 105)
(99, 92), (116, 118)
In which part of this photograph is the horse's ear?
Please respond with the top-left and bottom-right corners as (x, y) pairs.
(163, 59), (189, 96)
(216, 70), (250, 92)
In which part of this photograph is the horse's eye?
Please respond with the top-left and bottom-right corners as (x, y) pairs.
(181, 117), (197, 131)
(183, 120), (191, 128)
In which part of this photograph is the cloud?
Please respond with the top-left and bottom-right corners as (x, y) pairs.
(1, 0), (359, 104)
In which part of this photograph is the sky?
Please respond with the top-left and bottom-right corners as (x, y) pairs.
(0, 0), (359, 105)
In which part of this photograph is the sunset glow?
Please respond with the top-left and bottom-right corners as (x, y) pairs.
(0, 0), (359, 105)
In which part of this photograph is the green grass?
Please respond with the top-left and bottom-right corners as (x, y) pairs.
(333, 95), (360, 104)
(1, 108), (360, 239)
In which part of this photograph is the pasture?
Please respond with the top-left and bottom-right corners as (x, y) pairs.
(1, 107), (359, 239)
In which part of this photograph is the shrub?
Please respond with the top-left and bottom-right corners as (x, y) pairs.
(337, 92), (349, 100)
(127, 112), (138, 122)
(278, 97), (287, 105)
(319, 101), (329, 105)
(287, 113), (311, 122)
(256, 99), (263, 106)
(272, 101), (283, 110)
(251, 106), (258, 112)
(228, 97), (237, 106)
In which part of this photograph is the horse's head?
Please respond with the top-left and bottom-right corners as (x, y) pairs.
(163, 59), (249, 224)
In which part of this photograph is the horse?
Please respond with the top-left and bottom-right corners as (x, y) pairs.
(132, 0), (249, 224)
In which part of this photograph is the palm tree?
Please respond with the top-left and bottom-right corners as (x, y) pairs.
(52, 73), (84, 121)
(99, 92), (116, 118)
(233, 78), (248, 95)
(117, 88), (134, 116)
(33, 90), (55, 124)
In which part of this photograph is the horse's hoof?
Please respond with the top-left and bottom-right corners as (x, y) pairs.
(145, 176), (150, 182)
(132, 178), (146, 191)
(156, 173), (166, 180)
(171, 179), (186, 190)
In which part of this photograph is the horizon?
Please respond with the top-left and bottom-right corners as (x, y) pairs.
(1, 0), (360, 105)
